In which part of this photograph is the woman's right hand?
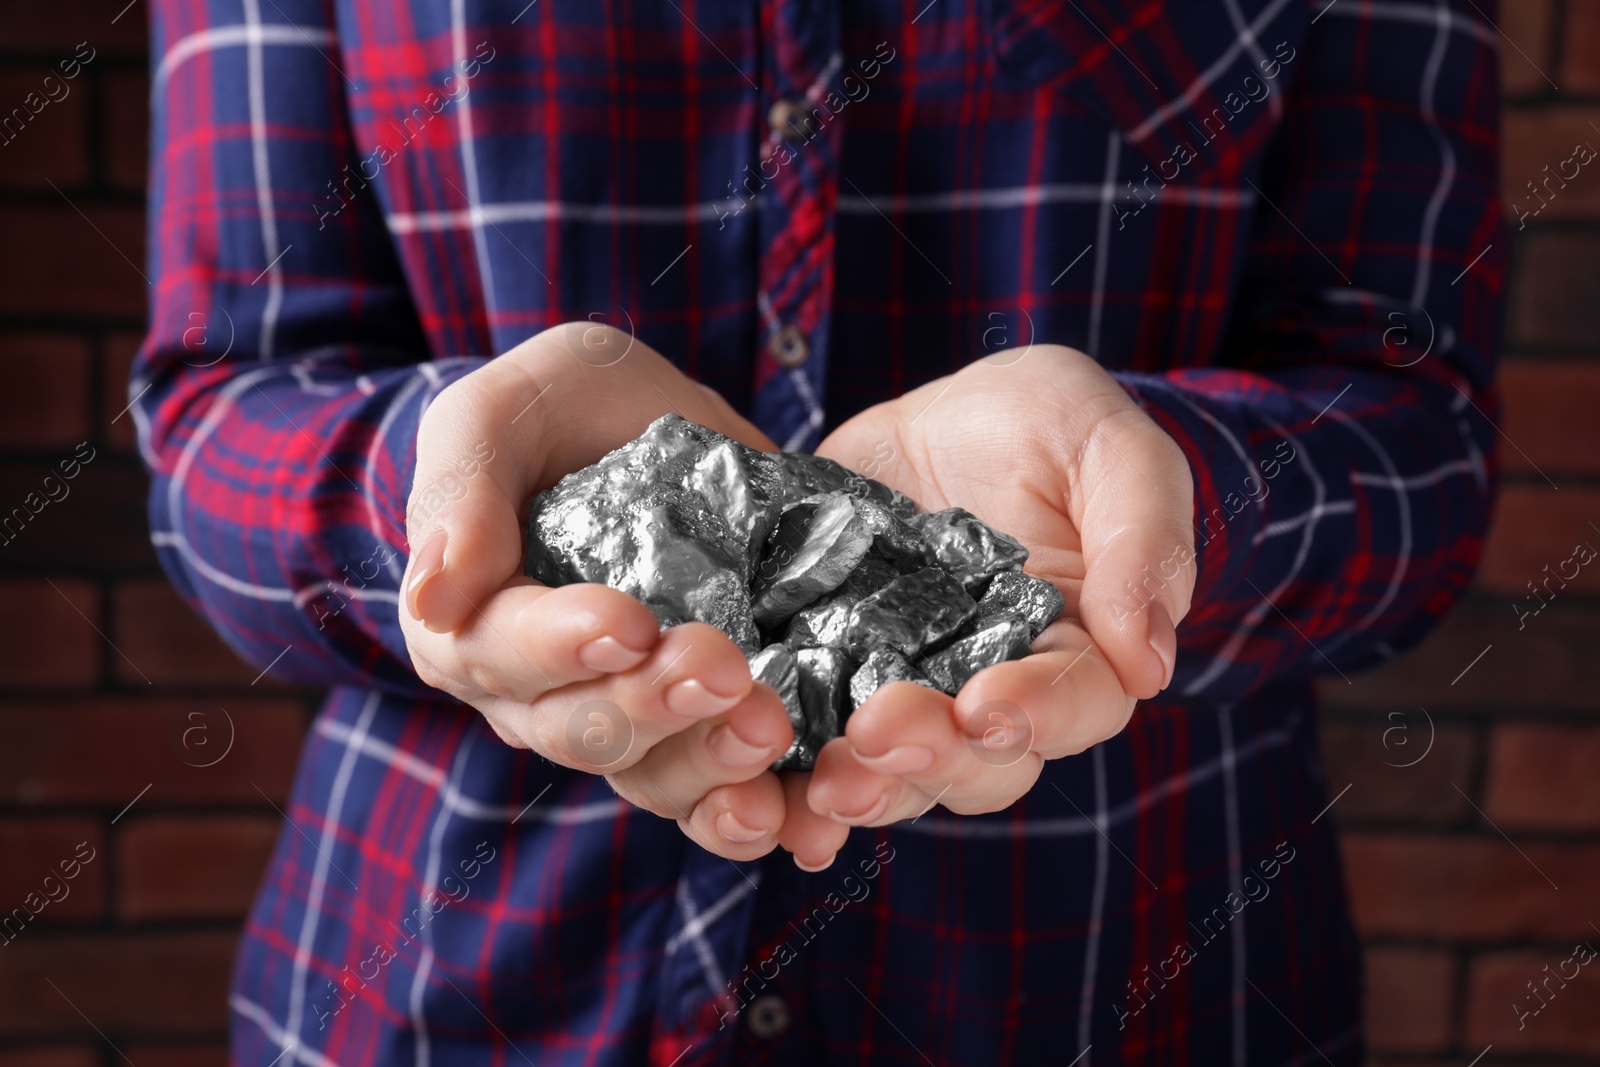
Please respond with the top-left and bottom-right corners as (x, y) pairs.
(398, 323), (847, 867)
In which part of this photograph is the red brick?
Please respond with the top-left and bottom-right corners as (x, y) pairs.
(0, 205), (146, 319)
(103, 68), (149, 192)
(0, 698), (306, 806)
(1484, 723), (1600, 830)
(0, 334), (90, 447)
(0, 67), (88, 187)
(1466, 949), (1600, 1055)
(117, 816), (279, 921)
(1365, 947), (1454, 1054)
(1563, 1), (1600, 93)
(0, 1051), (98, 1067)
(0, 932), (234, 1035)
(1499, 0), (1555, 97)
(1317, 719), (1474, 825)
(1477, 486), (1600, 597)
(103, 332), (143, 453)
(0, 458), (154, 571)
(0, 580), (99, 688)
(1319, 600), (1597, 714)
(112, 580), (265, 686)
(1507, 231), (1600, 349)
(1502, 105), (1600, 224)
(120, 1048), (228, 1067)
(1500, 360), (1600, 476)
(0, 819), (104, 925)
(0, 3), (147, 57)
(1344, 835), (1600, 941)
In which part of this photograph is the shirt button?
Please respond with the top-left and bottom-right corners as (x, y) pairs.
(767, 97), (815, 140)
(769, 324), (809, 367)
(746, 994), (791, 1039)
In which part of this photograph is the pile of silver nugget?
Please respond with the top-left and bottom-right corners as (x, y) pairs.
(525, 415), (1062, 770)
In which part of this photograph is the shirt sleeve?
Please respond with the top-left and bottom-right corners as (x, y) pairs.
(1116, 3), (1505, 704)
(135, 0), (484, 696)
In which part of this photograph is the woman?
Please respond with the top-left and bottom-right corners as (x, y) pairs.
(136, 0), (1501, 1061)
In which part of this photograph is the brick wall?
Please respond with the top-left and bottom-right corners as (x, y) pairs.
(1321, 3), (1600, 1062)
(0, 2), (1595, 1064)
(0, 4), (317, 1064)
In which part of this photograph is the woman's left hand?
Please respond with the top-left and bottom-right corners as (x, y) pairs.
(774, 344), (1197, 861)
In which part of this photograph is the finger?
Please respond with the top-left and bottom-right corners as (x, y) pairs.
(402, 429), (523, 635)
(953, 631), (1137, 760)
(775, 771), (850, 871)
(678, 775), (786, 861)
(595, 621), (755, 737)
(507, 622), (755, 768)
(409, 579), (663, 703)
(826, 681), (1044, 821)
(807, 736), (919, 827)
(1070, 403), (1196, 700)
(606, 684), (794, 816)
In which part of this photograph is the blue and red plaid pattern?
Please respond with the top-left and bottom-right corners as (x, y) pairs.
(135, 0), (1504, 1063)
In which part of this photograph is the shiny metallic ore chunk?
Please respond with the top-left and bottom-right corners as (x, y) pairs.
(529, 484), (761, 651)
(909, 507), (1030, 593)
(750, 492), (874, 627)
(776, 646), (851, 770)
(977, 570), (1066, 640)
(524, 416), (1060, 756)
(749, 644), (803, 733)
(923, 614), (1033, 695)
(849, 649), (935, 709)
(776, 451), (917, 518)
(842, 567), (978, 660)
(525, 416), (783, 651)
(781, 555), (900, 648)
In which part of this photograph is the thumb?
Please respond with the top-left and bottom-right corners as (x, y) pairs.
(1072, 410), (1196, 700)
(402, 371), (527, 634)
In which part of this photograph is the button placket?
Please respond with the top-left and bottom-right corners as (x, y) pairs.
(749, 0), (841, 450)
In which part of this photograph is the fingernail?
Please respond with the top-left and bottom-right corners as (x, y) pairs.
(795, 854), (835, 873)
(577, 635), (651, 673)
(854, 745), (935, 776)
(707, 723), (775, 768)
(666, 678), (743, 719)
(716, 810), (768, 844)
(827, 790), (892, 827)
(1148, 603), (1176, 690)
(404, 529), (447, 624)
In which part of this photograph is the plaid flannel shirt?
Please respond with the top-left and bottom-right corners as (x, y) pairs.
(136, 0), (1504, 1062)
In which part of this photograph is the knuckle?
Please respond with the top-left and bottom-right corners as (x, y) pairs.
(482, 716), (531, 750)
(462, 661), (504, 696)
(410, 655), (453, 694)
(606, 774), (677, 819)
